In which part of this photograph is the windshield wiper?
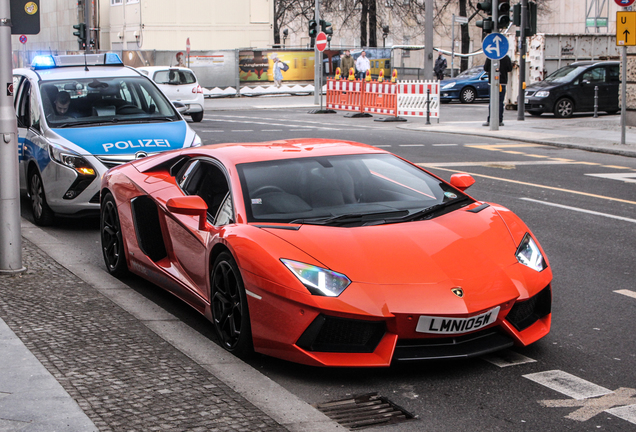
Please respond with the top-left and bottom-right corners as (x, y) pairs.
(399, 197), (471, 222)
(290, 210), (409, 226)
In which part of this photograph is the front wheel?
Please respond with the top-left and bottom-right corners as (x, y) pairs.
(459, 87), (476, 104)
(554, 98), (574, 118)
(210, 252), (253, 357)
(28, 168), (54, 226)
(101, 192), (129, 277)
(191, 111), (204, 122)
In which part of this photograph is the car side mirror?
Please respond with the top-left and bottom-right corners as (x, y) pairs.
(166, 196), (208, 230)
(450, 173), (475, 191)
(173, 101), (188, 114)
(582, 79), (591, 86)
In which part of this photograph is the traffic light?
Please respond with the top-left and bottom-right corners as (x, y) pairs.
(73, 23), (86, 47)
(475, 1), (493, 39)
(513, 1), (537, 37)
(320, 19), (333, 36)
(308, 19), (317, 38)
(497, 0), (511, 29)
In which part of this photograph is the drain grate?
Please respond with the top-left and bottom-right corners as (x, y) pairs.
(315, 392), (415, 430)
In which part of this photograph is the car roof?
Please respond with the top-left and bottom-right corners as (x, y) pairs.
(137, 66), (195, 73)
(570, 60), (619, 67)
(14, 65), (143, 82)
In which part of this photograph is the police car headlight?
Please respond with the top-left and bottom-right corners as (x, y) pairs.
(48, 144), (96, 176)
(190, 133), (202, 147)
(516, 233), (547, 272)
(442, 82), (456, 89)
(535, 90), (550, 98)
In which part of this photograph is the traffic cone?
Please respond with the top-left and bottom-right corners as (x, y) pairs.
(348, 67), (355, 81)
(335, 67), (341, 80)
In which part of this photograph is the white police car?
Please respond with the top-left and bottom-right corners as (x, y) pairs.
(13, 53), (202, 226)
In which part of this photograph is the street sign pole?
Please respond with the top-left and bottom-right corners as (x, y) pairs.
(313, 0), (320, 105)
(0, 0), (25, 274)
(490, 0), (499, 131)
(622, 44), (627, 145)
(517, 0), (527, 121)
(451, 15), (456, 78)
(616, 8), (636, 144)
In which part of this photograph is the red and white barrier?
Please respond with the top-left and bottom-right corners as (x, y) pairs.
(397, 81), (440, 119)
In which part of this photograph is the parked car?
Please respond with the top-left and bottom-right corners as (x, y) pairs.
(524, 61), (620, 118)
(13, 53), (202, 226)
(440, 66), (489, 104)
(138, 66), (205, 122)
(101, 138), (553, 367)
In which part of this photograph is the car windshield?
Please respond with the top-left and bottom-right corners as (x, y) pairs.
(237, 153), (473, 226)
(153, 69), (197, 85)
(41, 76), (180, 128)
(457, 67), (483, 78)
(544, 65), (586, 83)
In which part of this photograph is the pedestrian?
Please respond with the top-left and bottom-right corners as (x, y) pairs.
(273, 57), (283, 88)
(434, 53), (447, 80)
(340, 50), (355, 79)
(483, 54), (512, 127)
(355, 50), (370, 80)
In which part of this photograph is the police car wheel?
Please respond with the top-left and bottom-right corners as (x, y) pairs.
(191, 111), (204, 122)
(100, 192), (129, 278)
(28, 169), (54, 226)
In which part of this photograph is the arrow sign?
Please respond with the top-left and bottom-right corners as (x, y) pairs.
(315, 31), (328, 52)
(617, 11), (636, 46)
(482, 33), (509, 60)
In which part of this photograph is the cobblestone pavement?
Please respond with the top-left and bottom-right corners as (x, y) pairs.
(0, 238), (286, 432)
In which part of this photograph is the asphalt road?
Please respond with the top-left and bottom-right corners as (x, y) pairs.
(22, 103), (636, 431)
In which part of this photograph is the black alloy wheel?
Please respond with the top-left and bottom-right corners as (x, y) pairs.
(554, 98), (574, 118)
(210, 252), (253, 357)
(101, 192), (129, 277)
(28, 168), (54, 226)
(460, 87), (476, 104)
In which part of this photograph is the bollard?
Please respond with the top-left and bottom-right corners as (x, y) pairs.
(426, 88), (431, 125)
(593, 86), (599, 118)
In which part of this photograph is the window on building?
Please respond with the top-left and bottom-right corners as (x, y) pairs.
(110, 0), (122, 5)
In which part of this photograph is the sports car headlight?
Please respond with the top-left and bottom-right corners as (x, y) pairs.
(535, 90), (550, 98)
(48, 143), (95, 176)
(516, 233), (547, 272)
(281, 259), (351, 297)
(442, 82), (456, 89)
(190, 133), (202, 147)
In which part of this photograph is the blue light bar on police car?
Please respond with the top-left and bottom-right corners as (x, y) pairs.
(31, 53), (124, 70)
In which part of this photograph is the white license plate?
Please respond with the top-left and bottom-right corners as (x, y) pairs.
(416, 306), (500, 334)
(525, 98), (529, 104)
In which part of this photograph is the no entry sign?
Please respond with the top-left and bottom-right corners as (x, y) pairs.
(615, 0), (635, 7)
(315, 32), (327, 52)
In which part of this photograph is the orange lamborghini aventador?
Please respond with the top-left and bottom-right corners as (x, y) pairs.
(100, 139), (552, 367)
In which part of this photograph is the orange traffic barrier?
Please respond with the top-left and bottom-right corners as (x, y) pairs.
(326, 79), (364, 113)
(362, 82), (397, 116)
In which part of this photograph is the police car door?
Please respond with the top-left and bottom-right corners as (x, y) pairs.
(15, 78), (47, 194)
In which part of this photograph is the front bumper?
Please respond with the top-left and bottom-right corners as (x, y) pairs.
(441, 90), (460, 101)
(524, 97), (554, 113)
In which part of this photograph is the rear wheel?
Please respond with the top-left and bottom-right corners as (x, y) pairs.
(101, 192), (129, 277)
(28, 168), (54, 226)
(459, 87), (477, 104)
(191, 111), (204, 122)
(210, 252), (253, 357)
(554, 98), (574, 118)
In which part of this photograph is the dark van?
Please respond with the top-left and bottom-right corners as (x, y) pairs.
(524, 61), (620, 118)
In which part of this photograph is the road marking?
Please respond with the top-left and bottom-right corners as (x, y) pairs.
(482, 349), (536, 367)
(231, 130), (253, 132)
(200, 129), (224, 132)
(601, 165), (631, 170)
(540, 388), (636, 423)
(261, 129), (282, 132)
(586, 173), (636, 183)
(520, 198), (636, 223)
(399, 144), (425, 147)
(289, 128), (311, 131)
(465, 143), (545, 149)
(607, 404), (636, 424)
(418, 165), (636, 206)
(523, 370), (612, 400)
(375, 145), (392, 148)
(614, 289), (636, 299)
(424, 160), (577, 167)
(432, 144), (458, 146)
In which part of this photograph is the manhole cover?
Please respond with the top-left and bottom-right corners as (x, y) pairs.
(315, 392), (415, 430)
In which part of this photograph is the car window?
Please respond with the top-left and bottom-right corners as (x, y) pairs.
(545, 65), (586, 83)
(153, 70), (197, 85)
(608, 65), (620, 83)
(582, 67), (605, 83)
(179, 159), (232, 225)
(40, 76), (179, 128)
(457, 67), (483, 78)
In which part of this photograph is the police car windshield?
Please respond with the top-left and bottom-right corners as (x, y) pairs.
(41, 76), (180, 127)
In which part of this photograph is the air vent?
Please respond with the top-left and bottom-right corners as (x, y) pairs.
(315, 393), (415, 430)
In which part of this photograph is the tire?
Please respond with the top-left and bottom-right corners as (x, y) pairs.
(191, 111), (204, 122)
(606, 110), (619, 115)
(28, 168), (54, 226)
(528, 111), (543, 117)
(459, 87), (477, 104)
(210, 252), (253, 357)
(554, 98), (574, 118)
(101, 192), (129, 277)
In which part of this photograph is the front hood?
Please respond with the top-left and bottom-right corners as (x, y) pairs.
(527, 81), (559, 91)
(51, 121), (188, 156)
(267, 206), (519, 286)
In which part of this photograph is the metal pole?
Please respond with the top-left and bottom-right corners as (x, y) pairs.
(313, 0), (321, 105)
(426, 88), (431, 125)
(621, 45), (627, 145)
(84, 0), (91, 53)
(424, 0), (434, 80)
(593, 85), (599, 118)
(0, 0), (26, 274)
(451, 15), (455, 78)
(490, 0), (499, 131)
(517, 0), (527, 121)
(319, 50), (324, 111)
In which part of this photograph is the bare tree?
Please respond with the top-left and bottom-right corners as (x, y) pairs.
(274, 0), (314, 45)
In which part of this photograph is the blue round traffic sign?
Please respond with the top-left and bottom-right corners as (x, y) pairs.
(482, 33), (509, 60)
